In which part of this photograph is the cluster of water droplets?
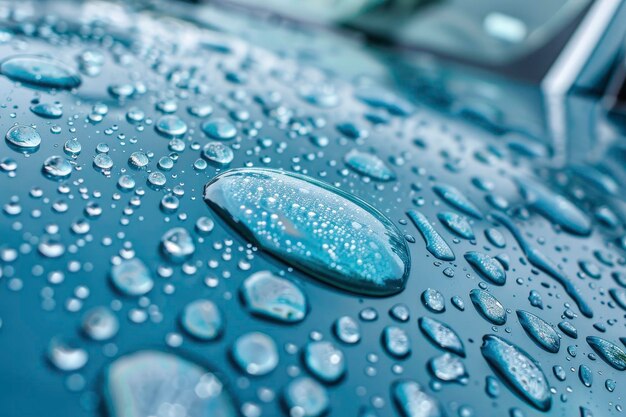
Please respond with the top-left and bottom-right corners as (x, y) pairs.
(0, 2), (624, 417)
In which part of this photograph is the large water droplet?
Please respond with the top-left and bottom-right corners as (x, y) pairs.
(6, 125), (41, 151)
(104, 351), (237, 417)
(1, 55), (81, 89)
(203, 168), (410, 296)
(481, 335), (551, 411)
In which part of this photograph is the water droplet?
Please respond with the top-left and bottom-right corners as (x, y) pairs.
(104, 351), (237, 417)
(408, 210), (455, 261)
(30, 102), (63, 119)
(180, 299), (223, 341)
(422, 288), (446, 313)
(82, 307), (119, 341)
(284, 377), (329, 417)
(202, 142), (234, 165)
(334, 316), (360, 344)
(579, 364), (592, 387)
(232, 332), (278, 376)
(202, 118), (237, 140)
(155, 115), (187, 137)
(429, 353), (467, 383)
(48, 338), (88, 371)
(110, 258), (153, 296)
(1, 55), (81, 89)
(464, 251), (506, 285)
(481, 335), (551, 411)
(418, 316), (465, 357)
(161, 227), (195, 262)
(382, 326), (411, 358)
(438, 212), (474, 240)
(433, 184), (483, 219)
(204, 168), (410, 296)
(129, 151), (149, 168)
(516, 310), (560, 353)
(304, 341), (346, 383)
(344, 149), (395, 181)
(241, 271), (307, 323)
(391, 379), (444, 417)
(6, 125), (41, 151)
(470, 289), (506, 325)
(42, 155), (72, 179)
(586, 336), (626, 370)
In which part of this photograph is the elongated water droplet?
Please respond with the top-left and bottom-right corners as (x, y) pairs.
(418, 316), (465, 357)
(344, 149), (395, 181)
(516, 310), (560, 353)
(438, 212), (474, 240)
(516, 177), (591, 236)
(470, 289), (506, 325)
(204, 168), (410, 296)
(481, 335), (551, 411)
(1, 55), (81, 89)
(433, 184), (483, 219)
(464, 251), (506, 285)
(586, 336), (626, 370)
(408, 210), (455, 261)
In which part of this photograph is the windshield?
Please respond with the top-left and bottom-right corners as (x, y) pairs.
(226, 0), (592, 77)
